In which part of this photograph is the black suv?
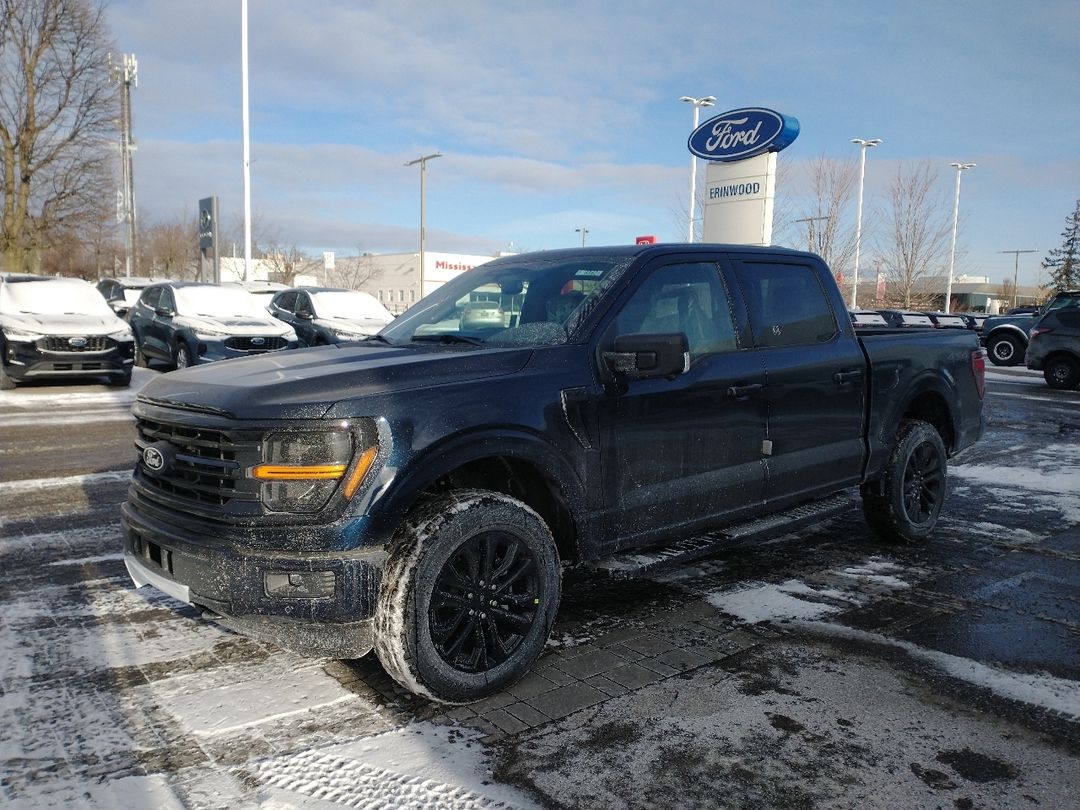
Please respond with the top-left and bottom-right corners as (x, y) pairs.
(0, 274), (134, 389)
(128, 282), (299, 369)
(1026, 300), (1080, 389)
(268, 287), (394, 345)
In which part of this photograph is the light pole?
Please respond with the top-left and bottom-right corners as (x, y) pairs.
(575, 227), (589, 247)
(999, 249), (1037, 309)
(405, 152), (442, 299)
(679, 95), (716, 243)
(850, 138), (882, 308)
(944, 162), (976, 314)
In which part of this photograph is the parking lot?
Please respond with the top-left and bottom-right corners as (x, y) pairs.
(1, 364), (1079, 809)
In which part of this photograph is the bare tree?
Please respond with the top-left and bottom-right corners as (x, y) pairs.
(331, 249), (383, 291)
(258, 240), (311, 286)
(876, 161), (952, 309)
(997, 276), (1017, 307)
(140, 211), (198, 279)
(0, 0), (117, 272)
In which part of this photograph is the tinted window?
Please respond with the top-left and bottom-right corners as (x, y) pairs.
(158, 288), (175, 311)
(294, 293), (312, 315)
(140, 287), (161, 308)
(615, 262), (738, 360)
(274, 291), (298, 312)
(734, 262), (838, 348)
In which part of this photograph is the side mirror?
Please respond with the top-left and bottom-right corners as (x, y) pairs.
(296, 311), (314, 320)
(154, 306), (175, 317)
(603, 333), (689, 380)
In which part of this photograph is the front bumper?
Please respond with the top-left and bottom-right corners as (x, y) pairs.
(121, 501), (382, 658)
(3, 337), (133, 381)
(194, 336), (299, 364)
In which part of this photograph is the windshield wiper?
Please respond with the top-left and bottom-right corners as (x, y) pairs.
(410, 333), (483, 346)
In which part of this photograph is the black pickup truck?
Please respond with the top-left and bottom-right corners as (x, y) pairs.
(121, 244), (986, 703)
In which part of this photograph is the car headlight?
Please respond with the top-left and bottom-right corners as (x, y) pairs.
(193, 327), (230, 340)
(250, 429), (378, 512)
(2, 327), (43, 342)
(281, 328), (298, 341)
(332, 330), (364, 342)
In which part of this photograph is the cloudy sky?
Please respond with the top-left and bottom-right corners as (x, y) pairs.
(108, 0), (1079, 286)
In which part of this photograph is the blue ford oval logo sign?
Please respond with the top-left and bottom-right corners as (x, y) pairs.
(688, 107), (800, 162)
(69, 336), (87, 348)
(251, 337), (265, 346)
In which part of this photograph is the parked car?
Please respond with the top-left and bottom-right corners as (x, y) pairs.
(121, 244), (985, 703)
(221, 280), (289, 300)
(982, 290), (1080, 366)
(96, 277), (164, 320)
(877, 309), (935, 328)
(1025, 302), (1080, 389)
(0, 274), (134, 389)
(128, 282), (299, 369)
(268, 287), (393, 345)
(849, 310), (889, 328)
(924, 312), (969, 329)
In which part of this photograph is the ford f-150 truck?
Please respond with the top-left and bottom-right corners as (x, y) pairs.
(121, 244), (986, 703)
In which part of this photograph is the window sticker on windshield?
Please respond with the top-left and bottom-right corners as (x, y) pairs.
(575, 270), (606, 278)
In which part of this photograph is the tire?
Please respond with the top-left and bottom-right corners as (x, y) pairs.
(1043, 355), (1080, 390)
(374, 489), (561, 704)
(174, 342), (193, 370)
(0, 362), (15, 390)
(862, 419), (947, 543)
(108, 370), (132, 388)
(986, 333), (1023, 366)
(133, 333), (148, 367)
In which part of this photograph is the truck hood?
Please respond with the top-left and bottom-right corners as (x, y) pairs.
(317, 316), (390, 337)
(178, 314), (293, 336)
(1, 312), (129, 336)
(137, 343), (533, 419)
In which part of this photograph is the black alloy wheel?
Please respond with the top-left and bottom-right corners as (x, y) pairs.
(1043, 355), (1080, 390)
(901, 439), (945, 525)
(862, 419), (948, 543)
(429, 531), (539, 673)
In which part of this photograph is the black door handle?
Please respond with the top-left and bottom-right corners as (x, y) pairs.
(726, 382), (763, 398)
(833, 370), (863, 384)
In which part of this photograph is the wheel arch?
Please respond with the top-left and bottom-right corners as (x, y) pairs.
(985, 324), (1030, 347)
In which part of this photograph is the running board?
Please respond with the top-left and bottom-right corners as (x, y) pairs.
(589, 493), (857, 579)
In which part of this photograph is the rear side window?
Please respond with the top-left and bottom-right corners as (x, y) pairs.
(734, 262), (838, 348)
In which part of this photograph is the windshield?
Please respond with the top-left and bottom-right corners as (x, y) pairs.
(310, 291), (393, 321)
(380, 254), (630, 347)
(174, 286), (271, 318)
(1, 280), (115, 317)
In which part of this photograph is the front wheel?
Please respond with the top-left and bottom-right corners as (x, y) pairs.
(174, 342), (193, 370)
(987, 334), (1023, 366)
(374, 489), (561, 704)
(862, 419), (947, 543)
(0, 362), (15, 391)
(1043, 355), (1080, 390)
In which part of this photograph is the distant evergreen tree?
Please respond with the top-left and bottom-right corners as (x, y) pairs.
(1042, 199), (1080, 292)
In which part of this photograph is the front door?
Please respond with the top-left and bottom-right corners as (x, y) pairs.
(598, 258), (767, 548)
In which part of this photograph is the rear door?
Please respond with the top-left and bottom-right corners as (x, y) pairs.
(729, 255), (866, 510)
(598, 255), (767, 546)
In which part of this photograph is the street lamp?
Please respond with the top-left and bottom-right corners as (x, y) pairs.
(575, 227), (589, 247)
(405, 152), (442, 300)
(944, 162), (976, 314)
(850, 138), (882, 308)
(680, 95), (716, 243)
(999, 249), (1037, 309)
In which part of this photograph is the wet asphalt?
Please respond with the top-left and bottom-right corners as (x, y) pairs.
(0, 363), (1078, 809)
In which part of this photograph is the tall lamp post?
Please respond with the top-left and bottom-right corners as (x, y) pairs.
(944, 162), (976, 314)
(850, 138), (882, 308)
(575, 227), (589, 247)
(999, 249), (1037, 309)
(405, 152), (442, 299)
(679, 95), (716, 243)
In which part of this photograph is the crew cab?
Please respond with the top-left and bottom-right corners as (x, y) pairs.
(982, 290), (1080, 366)
(120, 245), (986, 703)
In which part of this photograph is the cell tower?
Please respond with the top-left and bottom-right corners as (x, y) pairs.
(108, 53), (138, 278)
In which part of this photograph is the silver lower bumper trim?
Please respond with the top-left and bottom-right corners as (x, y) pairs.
(125, 553), (192, 604)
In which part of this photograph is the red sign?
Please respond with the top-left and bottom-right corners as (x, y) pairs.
(635, 235), (656, 245)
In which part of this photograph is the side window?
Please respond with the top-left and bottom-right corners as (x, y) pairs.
(733, 262), (838, 348)
(294, 293), (312, 316)
(614, 262), (738, 360)
(275, 292), (297, 312)
(141, 287), (161, 309)
(158, 288), (175, 313)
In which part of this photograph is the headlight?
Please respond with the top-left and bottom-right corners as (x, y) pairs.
(332, 330), (364, 342)
(2, 327), (43, 342)
(281, 328), (298, 341)
(251, 430), (378, 512)
(193, 327), (230, 339)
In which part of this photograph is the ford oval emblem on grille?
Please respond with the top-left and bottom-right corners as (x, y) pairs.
(69, 336), (87, 348)
(143, 446), (165, 471)
(251, 337), (265, 346)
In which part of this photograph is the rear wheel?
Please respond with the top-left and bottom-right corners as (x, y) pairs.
(1043, 355), (1080, 390)
(862, 419), (947, 543)
(375, 489), (561, 704)
(987, 333), (1023, 366)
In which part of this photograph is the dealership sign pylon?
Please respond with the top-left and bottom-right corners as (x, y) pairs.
(688, 107), (799, 246)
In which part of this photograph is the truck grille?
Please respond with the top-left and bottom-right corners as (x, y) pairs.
(134, 416), (263, 515)
(43, 335), (110, 352)
(224, 336), (288, 352)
